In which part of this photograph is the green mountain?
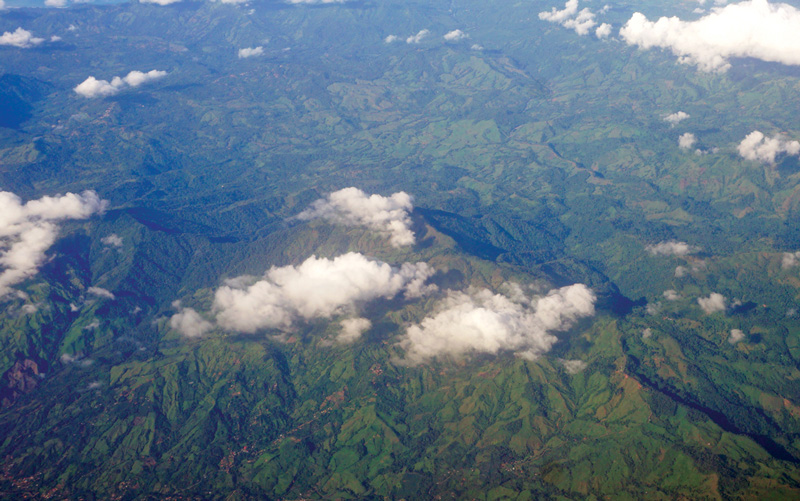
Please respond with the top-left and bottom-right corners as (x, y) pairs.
(2, 0), (800, 498)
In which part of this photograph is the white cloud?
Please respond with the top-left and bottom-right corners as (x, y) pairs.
(338, 317), (371, 343)
(619, 0), (800, 72)
(87, 286), (115, 300)
(139, 0), (182, 5)
(698, 292), (726, 314)
(679, 132), (697, 149)
(663, 289), (680, 300)
(642, 327), (653, 338)
(0, 191), (107, 298)
(737, 130), (800, 164)
(0, 28), (45, 48)
(406, 29), (430, 44)
(471, 44), (484, 51)
(539, 0), (603, 37)
(50, 36), (62, 42)
(399, 283), (595, 364)
(287, 0), (347, 3)
(562, 359), (587, 374)
(443, 29), (468, 41)
(782, 251), (800, 268)
(595, 23), (612, 38)
(665, 111), (690, 125)
(728, 328), (745, 344)
(101, 234), (123, 249)
(123, 70), (167, 87)
(384, 35), (400, 43)
(297, 187), (415, 247)
(238, 46), (264, 58)
(213, 253), (435, 333)
(0, 0), (5, 9)
(45, 0), (67, 7)
(170, 307), (213, 338)
(646, 240), (697, 256)
(75, 70), (166, 98)
(74, 77), (121, 98)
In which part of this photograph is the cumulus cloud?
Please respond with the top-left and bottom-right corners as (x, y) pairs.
(384, 35), (400, 43)
(0, 28), (45, 48)
(170, 307), (213, 338)
(238, 46), (264, 58)
(663, 289), (680, 300)
(123, 70), (167, 87)
(297, 187), (415, 247)
(665, 111), (690, 125)
(338, 317), (371, 343)
(74, 70), (167, 98)
(728, 328), (745, 344)
(399, 283), (595, 364)
(698, 292), (726, 314)
(737, 130), (800, 164)
(642, 327), (653, 339)
(87, 286), (115, 300)
(0, 0), (5, 9)
(45, 0), (67, 7)
(443, 29), (468, 41)
(471, 44), (484, 51)
(101, 234), (123, 249)
(406, 30), (430, 44)
(213, 253), (435, 333)
(679, 132), (697, 149)
(782, 251), (800, 268)
(539, 0), (606, 37)
(646, 240), (698, 256)
(287, 0), (347, 3)
(620, 0), (800, 72)
(595, 23), (612, 38)
(0, 191), (107, 298)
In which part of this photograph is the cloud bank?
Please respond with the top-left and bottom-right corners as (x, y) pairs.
(620, 0), (800, 72)
(737, 130), (800, 164)
(74, 70), (167, 98)
(0, 191), (107, 298)
(0, 28), (45, 48)
(399, 284), (595, 364)
(698, 292), (726, 314)
(297, 187), (415, 247)
(213, 253), (434, 333)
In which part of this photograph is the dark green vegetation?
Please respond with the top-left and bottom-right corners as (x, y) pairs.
(2, 0), (800, 498)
